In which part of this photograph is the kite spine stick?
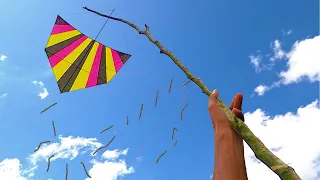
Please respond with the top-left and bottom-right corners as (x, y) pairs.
(83, 7), (302, 180)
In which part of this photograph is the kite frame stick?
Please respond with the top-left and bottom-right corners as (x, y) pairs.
(60, 9), (115, 93)
(83, 7), (301, 180)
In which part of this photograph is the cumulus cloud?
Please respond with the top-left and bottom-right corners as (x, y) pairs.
(0, 93), (7, 99)
(249, 55), (262, 72)
(279, 36), (320, 84)
(26, 136), (102, 175)
(270, 40), (287, 60)
(253, 81), (281, 96)
(32, 81), (49, 99)
(253, 35), (320, 96)
(0, 136), (133, 180)
(0, 54), (7, 61)
(87, 148), (134, 180)
(244, 100), (320, 180)
(0, 158), (27, 180)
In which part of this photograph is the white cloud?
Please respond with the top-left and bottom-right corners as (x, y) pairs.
(249, 55), (262, 72)
(253, 35), (320, 96)
(254, 85), (268, 96)
(253, 81), (281, 96)
(0, 54), (7, 61)
(102, 148), (128, 160)
(271, 40), (287, 60)
(22, 136), (102, 178)
(0, 158), (27, 180)
(32, 81), (49, 99)
(87, 148), (134, 180)
(279, 36), (320, 84)
(28, 136), (102, 167)
(0, 93), (7, 99)
(244, 100), (320, 180)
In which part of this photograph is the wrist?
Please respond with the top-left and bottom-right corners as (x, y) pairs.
(214, 122), (232, 134)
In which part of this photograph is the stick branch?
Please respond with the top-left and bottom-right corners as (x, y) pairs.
(83, 6), (301, 180)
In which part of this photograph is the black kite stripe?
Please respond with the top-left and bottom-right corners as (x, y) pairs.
(58, 40), (95, 93)
(45, 34), (84, 58)
(117, 51), (131, 64)
(97, 46), (107, 85)
(56, 16), (69, 25)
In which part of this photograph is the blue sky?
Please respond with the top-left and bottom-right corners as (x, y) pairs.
(0, 0), (319, 180)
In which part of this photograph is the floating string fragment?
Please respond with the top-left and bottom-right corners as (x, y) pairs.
(40, 103), (57, 114)
(100, 125), (114, 134)
(93, 135), (116, 155)
(34, 141), (51, 152)
(156, 150), (168, 164)
(80, 162), (91, 178)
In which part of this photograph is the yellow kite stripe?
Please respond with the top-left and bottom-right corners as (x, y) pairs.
(70, 42), (99, 91)
(106, 47), (116, 82)
(46, 30), (81, 48)
(52, 38), (92, 81)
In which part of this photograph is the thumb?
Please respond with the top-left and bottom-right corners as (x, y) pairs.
(208, 89), (218, 111)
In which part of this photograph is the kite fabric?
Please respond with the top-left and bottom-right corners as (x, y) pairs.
(45, 15), (131, 93)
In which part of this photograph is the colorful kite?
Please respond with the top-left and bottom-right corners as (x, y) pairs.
(45, 15), (131, 93)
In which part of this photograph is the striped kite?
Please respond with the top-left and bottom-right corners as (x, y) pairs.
(45, 15), (131, 93)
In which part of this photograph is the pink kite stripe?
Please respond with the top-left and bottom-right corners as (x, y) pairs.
(111, 49), (123, 72)
(86, 44), (103, 88)
(51, 24), (76, 35)
(49, 36), (87, 67)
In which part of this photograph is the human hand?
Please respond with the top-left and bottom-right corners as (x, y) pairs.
(208, 89), (244, 130)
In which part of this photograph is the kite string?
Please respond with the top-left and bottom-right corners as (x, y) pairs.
(136, 87), (193, 158)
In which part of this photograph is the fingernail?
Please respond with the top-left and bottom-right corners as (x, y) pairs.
(213, 89), (217, 94)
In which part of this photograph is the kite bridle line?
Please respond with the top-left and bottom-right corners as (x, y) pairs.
(61, 9), (115, 93)
(136, 87), (193, 158)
